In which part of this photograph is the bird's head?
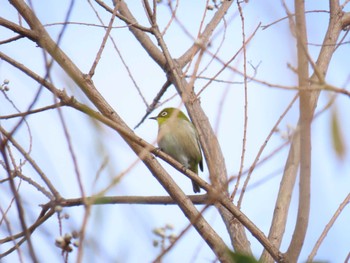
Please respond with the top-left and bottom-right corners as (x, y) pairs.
(150, 107), (190, 126)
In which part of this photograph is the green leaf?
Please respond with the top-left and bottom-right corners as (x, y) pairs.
(227, 250), (259, 263)
(330, 108), (346, 160)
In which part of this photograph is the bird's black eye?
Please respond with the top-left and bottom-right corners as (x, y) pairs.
(160, 111), (168, 117)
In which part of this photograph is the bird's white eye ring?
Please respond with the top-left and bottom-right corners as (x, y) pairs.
(160, 111), (168, 117)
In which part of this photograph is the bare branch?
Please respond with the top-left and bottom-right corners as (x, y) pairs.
(236, 93), (299, 199)
(236, 0), (249, 207)
(285, 0), (311, 260)
(261, 1), (344, 261)
(0, 35), (25, 44)
(141, 0), (254, 255)
(46, 194), (210, 207)
(0, 126), (60, 200)
(341, 11), (350, 29)
(3, 0), (347, 261)
(88, 0), (148, 108)
(7, 1), (234, 261)
(261, 10), (329, 30)
(116, 1), (167, 68)
(308, 193), (350, 262)
(134, 80), (171, 129)
(177, 1), (234, 67)
(0, 207), (54, 257)
(0, 17), (37, 42)
(0, 103), (64, 119)
(94, 0), (153, 32)
(0, 148), (38, 262)
(152, 206), (211, 262)
(88, 3), (119, 77)
(44, 21), (132, 29)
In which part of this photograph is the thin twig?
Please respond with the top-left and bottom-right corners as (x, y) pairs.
(261, 10), (329, 30)
(0, 204), (25, 262)
(161, 0), (179, 36)
(44, 21), (131, 29)
(88, 0), (148, 108)
(0, 17), (38, 41)
(197, 22), (261, 97)
(197, 12), (228, 79)
(234, 94), (299, 201)
(134, 80), (171, 129)
(0, 126), (60, 200)
(0, 148), (38, 262)
(0, 102), (64, 119)
(235, 0), (249, 208)
(76, 205), (91, 263)
(1, 86), (34, 167)
(15, 170), (53, 200)
(88, 2), (119, 77)
(307, 193), (350, 262)
(0, 207), (54, 256)
(152, 205), (211, 262)
(0, 35), (25, 44)
(94, 0), (153, 32)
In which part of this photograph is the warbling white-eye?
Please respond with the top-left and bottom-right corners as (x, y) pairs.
(150, 108), (203, 193)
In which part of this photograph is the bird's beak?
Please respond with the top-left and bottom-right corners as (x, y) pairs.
(149, 116), (157, 120)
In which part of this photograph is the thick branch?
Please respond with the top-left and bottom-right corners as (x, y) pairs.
(285, 0), (311, 261)
(46, 194), (209, 207)
(1, 39), (283, 261)
(119, 0), (251, 255)
(116, 1), (167, 68)
(0, 17), (37, 41)
(341, 11), (350, 29)
(8, 0), (233, 261)
(261, 1), (344, 262)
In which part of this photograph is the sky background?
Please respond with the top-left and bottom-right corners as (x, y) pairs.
(1, 1), (350, 262)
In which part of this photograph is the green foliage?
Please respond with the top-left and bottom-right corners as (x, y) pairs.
(227, 250), (260, 263)
(330, 107), (346, 160)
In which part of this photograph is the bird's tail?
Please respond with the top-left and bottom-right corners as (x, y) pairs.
(191, 180), (200, 193)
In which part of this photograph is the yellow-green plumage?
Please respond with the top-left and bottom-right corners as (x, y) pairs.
(151, 108), (203, 193)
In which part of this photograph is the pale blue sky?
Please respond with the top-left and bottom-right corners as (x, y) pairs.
(1, 1), (350, 262)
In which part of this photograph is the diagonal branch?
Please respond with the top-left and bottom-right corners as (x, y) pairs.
(261, 1), (344, 262)
(0, 126), (60, 200)
(116, 1), (167, 68)
(147, 1), (253, 255)
(88, 2), (120, 77)
(1, 37), (285, 261)
(0, 207), (55, 257)
(0, 102), (64, 119)
(94, 0), (153, 32)
(307, 192), (350, 262)
(0, 147), (38, 262)
(285, 1), (311, 261)
(134, 79), (171, 129)
(177, 1), (234, 67)
(46, 194), (210, 207)
(8, 0), (233, 261)
(0, 17), (37, 41)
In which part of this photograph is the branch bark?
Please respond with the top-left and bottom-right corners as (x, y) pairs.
(285, 1), (311, 261)
(118, 0), (252, 254)
(0, 17), (38, 41)
(7, 0), (233, 261)
(261, 1), (344, 262)
(1, 25), (282, 260)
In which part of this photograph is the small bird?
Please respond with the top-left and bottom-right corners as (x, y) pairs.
(150, 108), (203, 193)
